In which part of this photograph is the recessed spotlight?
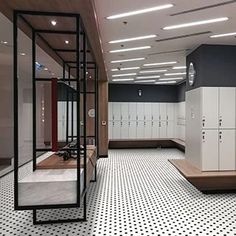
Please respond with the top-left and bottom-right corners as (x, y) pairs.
(143, 61), (177, 67)
(112, 78), (134, 82)
(51, 20), (57, 26)
(109, 35), (156, 44)
(107, 4), (174, 19)
(139, 69), (167, 73)
(155, 81), (176, 84)
(65, 40), (69, 44)
(20, 52), (26, 56)
(134, 80), (156, 83)
(112, 73), (137, 77)
(172, 66), (186, 70)
(110, 46), (151, 53)
(44, 67), (48, 71)
(210, 32), (236, 38)
(0, 40), (8, 44)
(51, 72), (55, 76)
(111, 67), (140, 71)
(159, 77), (183, 81)
(136, 75), (160, 79)
(165, 72), (186, 76)
(163, 17), (229, 30)
(111, 58), (145, 63)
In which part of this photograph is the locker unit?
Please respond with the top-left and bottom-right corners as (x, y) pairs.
(128, 121), (136, 139)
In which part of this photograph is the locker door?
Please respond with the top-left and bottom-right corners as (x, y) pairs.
(112, 121), (121, 139)
(201, 129), (219, 171)
(58, 102), (66, 141)
(159, 121), (167, 138)
(137, 103), (144, 120)
(108, 102), (113, 121)
(151, 121), (159, 138)
(128, 121), (137, 139)
(201, 87), (218, 129)
(112, 103), (121, 120)
(219, 88), (236, 129)
(219, 130), (236, 170)
(159, 103), (167, 121)
(144, 121), (152, 138)
(166, 121), (175, 138)
(166, 103), (175, 121)
(136, 120), (144, 139)
(120, 120), (129, 139)
(108, 121), (113, 139)
(121, 103), (129, 121)
(144, 103), (152, 121)
(129, 103), (137, 121)
(152, 103), (160, 121)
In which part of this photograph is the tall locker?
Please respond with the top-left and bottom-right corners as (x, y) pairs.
(151, 121), (159, 138)
(159, 103), (167, 120)
(108, 102), (113, 121)
(219, 129), (236, 170)
(120, 120), (129, 139)
(166, 121), (175, 138)
(136, 120), (144, 138)
(144, 103), (152, 120)
(152, 103), (160, 120)
(121, 103), (129, 121)
(201, 129), (219, 171)
(219, 88), (236, 129)
(128, 103), (137, 121)
(144, 121), (152, 138)
(112, 121), (121, 139)
(108, 121), (113, 139)
(137, 103), (144, 120)
(159, 121), (167, 138)
(58, 102), (66, 141)
(129, 121), (136, 139)
(166, 103), (175, 121)
(112, 103), (121, 120)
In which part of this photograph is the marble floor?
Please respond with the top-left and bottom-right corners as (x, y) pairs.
(0, 149), (236, 236)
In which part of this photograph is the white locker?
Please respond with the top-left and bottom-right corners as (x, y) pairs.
(128, 103), (137, 121)
(120, 120), (129, 139)
(166, 103), (175, 121)
(58, 121), (65, 141)
(201, 129), (219, 171)
(121, 103), (129, 121)
(137, 103), (144, 120)
(219, 130), (236, 170)
(151, 103), (160, 120)
(128, 121), (136, 139)
(108, 102), (113, 121)
(112, 103), (121, 120)
(112, 121), (121, 139)
(151, 121), (159, 138)
(159, 103), (167, 120)
(144, 121), (152, 138)
(136, 121), (144, 139)
(144, 103), (152, 121)
(166, 121), (175, 138)
(219, 88), (236, 129)
(159, 121), (167, 138)
(201, 88), (218, 129)
(108, 121), (113, 139)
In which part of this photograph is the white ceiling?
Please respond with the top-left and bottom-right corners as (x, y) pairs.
(94, 0), (236, 84)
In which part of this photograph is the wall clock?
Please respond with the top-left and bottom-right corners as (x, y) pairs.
(188, 62), (196, 86)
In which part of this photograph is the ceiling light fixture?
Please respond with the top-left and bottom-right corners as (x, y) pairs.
(139, 69), (167, 73)
(44, 67), (48, 71)
(143, 61), (177, 66)
(20, 52), (26, 56)
(109, 35), (156, 44)
(159, 77), (183, 81)
(112, 73), (137, 77)
(65, 40), (69, 44)
(134, 80), (156, 83)
(136, 75), (160, 79)
(0, 40), (8, 44)
(110, 46), (151, 53)
(107, 4), (174, 19)
(51, 20), (57, 26)
(111, 58), (145, 63)
(111, 66), (140, 71)
(165, 72), (186, 76)
(155, 81), (176, 84)
(112, 78), (134, 82)
(210, 32), (236, 38)
(163, 17), (229, 30)
(172, 66), (186, 70)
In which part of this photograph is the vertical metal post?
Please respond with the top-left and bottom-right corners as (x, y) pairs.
(32, 29), (37, 171)
(71, 91), (74, 141)
(51, 78), (58, 151)
(94, 64), (98, 181)
(63, 62), (65, 82)
(13, 10), (19, 209)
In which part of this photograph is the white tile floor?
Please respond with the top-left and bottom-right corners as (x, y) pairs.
(0, 149), (236, 236)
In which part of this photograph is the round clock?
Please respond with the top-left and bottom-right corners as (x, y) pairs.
(188, 62), (196, 86)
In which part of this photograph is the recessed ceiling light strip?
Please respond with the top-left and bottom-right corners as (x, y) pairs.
(136, 75), (160, 79)
(159, 77), (183, 81)
(134, 80), (156, 83)
(112, 78), (134, 82)
(110, 46), (151, 53)
(143, 61), (177, 67)
(210, 32), (236, 38)
(155, 81), (176, 84)
(165, 72), (186, 76)
(109, 35), (156, 44)
(139, 69), (167, 73)
(172, 66), (186, 69)
(111, 67), (140, 71)
(112, 73), (137, 77)
(111, 58), (145, 63)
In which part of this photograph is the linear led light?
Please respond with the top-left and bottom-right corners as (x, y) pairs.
(210, 32), (236, 38)
(163, 17), (229, 30)
(139, 69), (167, 73)
(165, 72), (186, 76)
(112, 73), (137, 77)
(110, 46), (151, 53)
(172, 66), (186, 70)
(107, 4), (174, 19)
(143, 61), (177, 67)
(109, 35), (156, 44)
(111, 67), (140, 71)
(111, 58), (145, 63)
(134, 80), (156, 83)
(159, 77), (183, 81)
(112, 78), (134, 82)
(136, 75), (160, 79)
(155, 81), (176, 84)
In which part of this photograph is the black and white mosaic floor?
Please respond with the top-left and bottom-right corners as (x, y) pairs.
(0, 149), (236, 236)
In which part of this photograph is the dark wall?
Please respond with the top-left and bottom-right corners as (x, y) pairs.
(109, 84), (179, 102)
(177, 82), (186, 102)
(186, 44), (236, 91)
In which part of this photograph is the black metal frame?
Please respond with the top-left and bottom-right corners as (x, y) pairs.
(13, 10), (99, 224)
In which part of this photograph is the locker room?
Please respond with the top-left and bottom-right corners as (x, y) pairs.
(0, 1), (236, 235)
